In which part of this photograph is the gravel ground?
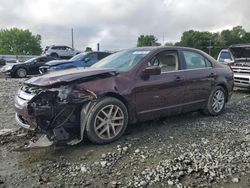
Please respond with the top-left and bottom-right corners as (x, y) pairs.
(0, 77), (250, 188)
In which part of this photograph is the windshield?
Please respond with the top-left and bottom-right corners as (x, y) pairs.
(25, 57), (38, 63)
(219, 51), (232, 61)
(92, 50), (150, 72)
(70, 52), (88, 61)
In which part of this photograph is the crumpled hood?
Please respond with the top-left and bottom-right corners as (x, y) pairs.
(25, 67), (117, 87)
(229, 46), (250, 59)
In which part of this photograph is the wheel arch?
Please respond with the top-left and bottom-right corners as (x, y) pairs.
(216, 83), (229, 102)
(101, 92), (129, 111)
(50, 52), (59, 57)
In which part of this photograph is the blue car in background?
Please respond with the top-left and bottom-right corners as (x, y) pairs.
(39, 51), (112, 73)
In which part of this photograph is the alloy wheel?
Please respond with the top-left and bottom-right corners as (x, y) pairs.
(211, 89), (225, 113)
(17, 68), (27, 78)
(94, 104), (124, 140)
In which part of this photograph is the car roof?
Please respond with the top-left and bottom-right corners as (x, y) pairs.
(229, 43), (250, 48)
(220, 49), (230, 52)
(129, 46), (203, 51)
(49, 45), (71, 48)
(125, 46), (206, 55)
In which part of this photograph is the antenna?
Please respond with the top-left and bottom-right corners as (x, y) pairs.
(71, 28), (74, 48)
(162, 32), (165, 46)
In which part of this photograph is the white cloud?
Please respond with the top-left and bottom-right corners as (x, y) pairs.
(0, 0), (250, 50)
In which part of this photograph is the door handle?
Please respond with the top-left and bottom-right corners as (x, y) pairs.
(175, 76), (184, 82)
(209, 72), (216, 78)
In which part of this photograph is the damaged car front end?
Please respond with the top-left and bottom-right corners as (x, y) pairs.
(229, 44), (250, 88)
(15, 68), (117, 146)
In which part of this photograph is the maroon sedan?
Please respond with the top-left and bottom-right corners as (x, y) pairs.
(15, 47), (234, 145)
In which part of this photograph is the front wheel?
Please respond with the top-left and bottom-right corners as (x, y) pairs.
(203, 86), (226, 116)
(84, 97), (128, 144)
(16, 68), (27, 78)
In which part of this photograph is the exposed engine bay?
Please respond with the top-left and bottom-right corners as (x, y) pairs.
(16, 83), (97, 146)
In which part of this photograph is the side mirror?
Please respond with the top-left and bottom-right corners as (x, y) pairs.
(33, 60), (38, 64)
(141, 66), (161, 79)
(224, 59), (234, 63)
(84, 58), (90, 62)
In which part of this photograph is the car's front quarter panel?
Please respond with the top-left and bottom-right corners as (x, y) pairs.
(76, 73), (137, 123)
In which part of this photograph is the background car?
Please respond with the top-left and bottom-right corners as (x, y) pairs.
(1, 56), (56, 78)
(15, 47), (233, 145)
(217, 49), (234, 63)
(0, 59), (6, 67)
(45, 45), (81, 59)
(229, 44), (250, 88)
(39, 51), (112, 73)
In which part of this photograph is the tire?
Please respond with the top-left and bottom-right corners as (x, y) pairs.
(84, 97), (128, 144)
(16, 68), (27, 78)
(203, 86), (226, 116)
(50, 53), (59, 58)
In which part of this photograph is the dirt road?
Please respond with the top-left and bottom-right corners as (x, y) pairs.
(0, 77), (250, 188)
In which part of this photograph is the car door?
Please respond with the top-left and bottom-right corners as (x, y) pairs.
(30, 57), (48, 74)
(180, 50), (216, 112)
(27, 58), (40, 74)
(65, 46), (74, 57)
(135, 50), (186, 121)
(58, 46), (67, 57)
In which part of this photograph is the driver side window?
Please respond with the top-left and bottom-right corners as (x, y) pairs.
(149, 51), (179, 72)
(86, 53), (98, 61)
(39, 58), (47, 62)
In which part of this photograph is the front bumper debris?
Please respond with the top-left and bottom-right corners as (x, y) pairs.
(15, 113), (35, 130)
(14, 84), (97, 146)
(27, 134), (54, 149)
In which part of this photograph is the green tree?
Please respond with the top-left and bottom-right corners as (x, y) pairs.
(180, 30), (213, 53)
(242, 32), (250, 42)
(164, 42), (174, 46)
(0, 28), (42, 55)
(221, 26), (247, 46)
(178, 26), (250, 58)
(137, 35), (160, 47)
(85, 47), (93, 52)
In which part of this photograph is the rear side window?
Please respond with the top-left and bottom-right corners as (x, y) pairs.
(39, 58), (47, 62)
(65, 46), (72, 50)
(51, 46), (58, 50)
(98, 52), (110, 60)
(60, 46), (67, 50)
(183, 51), (211, 69)
(86, 53), (98, 61)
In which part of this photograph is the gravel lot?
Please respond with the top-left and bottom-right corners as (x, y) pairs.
(0, 77), (250, 188)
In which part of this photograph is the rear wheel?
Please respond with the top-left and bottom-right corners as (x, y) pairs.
(203, 86), (226, 115)
(50, 53), (58, 58)
(16, 68), (27, 78)
(84, 97), (128, 144)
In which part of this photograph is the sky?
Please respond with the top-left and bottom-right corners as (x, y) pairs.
(0, 0), (250, 51)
